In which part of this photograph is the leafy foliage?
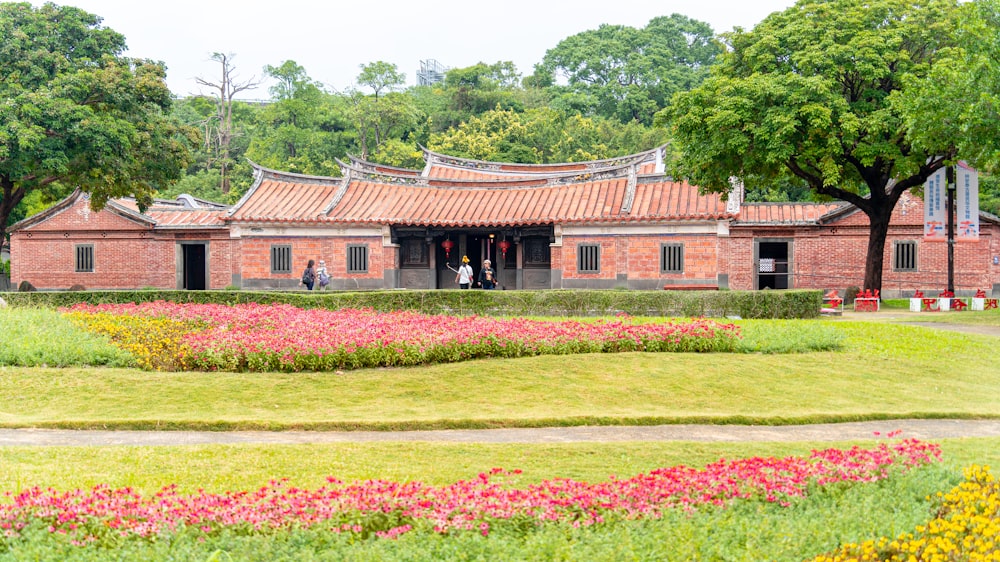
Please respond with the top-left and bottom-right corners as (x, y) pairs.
(0, 307), (133, 367)
(537, 14), (720, 124)
(0, 3), (197, 243)
(664, 0), (971, 292)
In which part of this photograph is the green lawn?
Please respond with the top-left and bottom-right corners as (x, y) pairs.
(1, 438), (997, 495)
(1, 321), (996, 430)
(1, 307), (998, 560)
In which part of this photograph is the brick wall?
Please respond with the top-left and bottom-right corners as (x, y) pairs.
(561, 233), (720, 282)
(724, 192), (1000, 294)
(238, 235), (385, 287)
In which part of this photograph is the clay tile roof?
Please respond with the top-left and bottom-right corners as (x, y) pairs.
(112, 196), (230, 228)
(229, 174), (731, 228)
(145, 209), (229, 228)
(735, 202), (849, 225)
(227, 167), (344, 222)
(226, 148), (731, 228)
(425, 166), (522, 180)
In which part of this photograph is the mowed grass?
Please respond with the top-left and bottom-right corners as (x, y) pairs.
(1, 307), (998, 560)
(0, 307), (132, 367)
(0, 320), (997, 429)
(2, 437), (996, 495)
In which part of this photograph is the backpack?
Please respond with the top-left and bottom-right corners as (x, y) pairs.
(302, 269), (315, 284)
(319, 271), (330, 286)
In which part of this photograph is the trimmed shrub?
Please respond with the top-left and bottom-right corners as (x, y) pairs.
(3, 289), (823, 319)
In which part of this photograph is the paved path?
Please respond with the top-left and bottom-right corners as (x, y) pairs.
(2, 420), (999, 447)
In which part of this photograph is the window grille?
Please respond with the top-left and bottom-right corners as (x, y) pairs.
(893, 241), (917, 271)
(577, 244), (600, 273)
(523, 238), (551, 268)
(347, 245), (369, 273)
(661, 243), (684, 273)
(75, 245), (94, 272)
(271, 245), (292, 274)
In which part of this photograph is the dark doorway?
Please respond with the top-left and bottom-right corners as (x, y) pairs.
(757, 241), (790, 289)
(182, 244), (207, 290)
(435, 233), (497, 288)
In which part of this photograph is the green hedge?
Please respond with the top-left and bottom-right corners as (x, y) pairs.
(2, 289), (822, 319)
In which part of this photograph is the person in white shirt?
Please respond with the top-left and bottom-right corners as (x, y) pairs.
(455, 255), (474, 289)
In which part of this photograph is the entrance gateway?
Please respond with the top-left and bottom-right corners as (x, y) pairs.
(393, 226), (554, 290)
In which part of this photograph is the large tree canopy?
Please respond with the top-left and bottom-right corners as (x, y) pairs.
(537, 14), (720, 125)
(664, 0), (974, 293)
(894, 0), (1000, 172)
(0, 2), (195, 243)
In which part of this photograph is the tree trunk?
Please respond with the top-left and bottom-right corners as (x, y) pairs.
(863, 209), (892, 294)
(0, 176), (26, 251)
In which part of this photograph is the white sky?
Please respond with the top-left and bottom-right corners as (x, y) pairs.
(34, 0), (797, 98)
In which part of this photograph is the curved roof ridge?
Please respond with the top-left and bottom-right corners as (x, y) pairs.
(247, 160), (345, 185)
(420, 144), (667, 175)
(345, 155), (424, 176)
(338, 158), (638, 189)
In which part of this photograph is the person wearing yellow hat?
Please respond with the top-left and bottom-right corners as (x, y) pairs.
(455, 255), (474, 289)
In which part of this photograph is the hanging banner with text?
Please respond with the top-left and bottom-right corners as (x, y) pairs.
(956, 162), (980, 242)
(923, 168), (946, 241)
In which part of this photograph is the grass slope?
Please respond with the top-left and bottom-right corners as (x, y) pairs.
(1, 322), (996, 430)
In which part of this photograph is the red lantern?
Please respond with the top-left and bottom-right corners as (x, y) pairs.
(498, 239), (511, 258)
(441, 238), (454, 258)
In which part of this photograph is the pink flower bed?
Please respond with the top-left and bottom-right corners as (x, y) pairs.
(0, 439), (940, 543)
(63, 302), (741, 372)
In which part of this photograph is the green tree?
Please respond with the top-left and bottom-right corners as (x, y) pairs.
(893, 0), (1000, 171)
(348, 62), (422, 159)
(430, 106), (665, 164)
(195, 53), (259, 194)
(664, 0), (966, 293)
(243, 60), (350, 176)
(0, 2), (196, 244)
(538, 14), (720, 124)
(166, 96), (258, 202)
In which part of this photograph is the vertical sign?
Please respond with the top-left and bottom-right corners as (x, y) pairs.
(923, 168), (946, 241)
(956, 163), (980, 242)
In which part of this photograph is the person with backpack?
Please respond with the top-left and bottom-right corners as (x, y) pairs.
(316, 260), (331, 290)
(455, 255), (474, 289)
(300, 259), (316, 290)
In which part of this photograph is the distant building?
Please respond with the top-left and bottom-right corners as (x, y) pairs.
(417, 59), (449, 86)
(9, 147), (1000, 296)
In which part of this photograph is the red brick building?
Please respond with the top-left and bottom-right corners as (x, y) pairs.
(9, 147), (1000, 296)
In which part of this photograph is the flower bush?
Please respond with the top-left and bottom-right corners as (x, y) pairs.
(0, 439), (939, 546)
(63, 302), (742, 372)
(813, 464), (1000, 561)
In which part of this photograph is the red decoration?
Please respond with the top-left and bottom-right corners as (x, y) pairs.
(498, 240), (511, 258)
(854, 288), (880, 312)
(975, 289), (986, 298)
(441, 239), (454, 259)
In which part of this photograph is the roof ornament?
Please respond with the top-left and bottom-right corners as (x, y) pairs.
(726, 177), (744, 215)
(620, 166), (638, 214)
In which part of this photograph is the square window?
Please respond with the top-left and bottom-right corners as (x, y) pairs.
(400, 238), (428, 268)
(523, 238), (551, 268)
(661, 243), (684, 274)
(893, 241), (917, 272)
(577, 243), (600, 273)
(271, 245), (292, 274)
(347, 244), (369, 273)
(75, 245), (94, 273)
